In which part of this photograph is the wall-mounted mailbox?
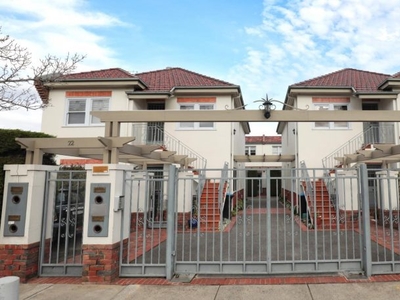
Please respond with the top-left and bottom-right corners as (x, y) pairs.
(3, 183), (28, 237)
(88, 183), (110, 237)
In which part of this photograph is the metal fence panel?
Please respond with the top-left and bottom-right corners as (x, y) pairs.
(120, 168), (172, 277)
(174, 166), (365, 275)
(39, 170), (86, 276)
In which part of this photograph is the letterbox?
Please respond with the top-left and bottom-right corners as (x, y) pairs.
(3, 183), (28, 237)
(88, 183), (110, 237)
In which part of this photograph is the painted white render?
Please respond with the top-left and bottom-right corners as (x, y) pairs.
(41, 89), (131, 138)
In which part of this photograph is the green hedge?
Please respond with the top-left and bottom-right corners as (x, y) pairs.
(0, 129), (56, 221)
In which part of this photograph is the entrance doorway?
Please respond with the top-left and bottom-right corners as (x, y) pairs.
(147, 102), (165, 144)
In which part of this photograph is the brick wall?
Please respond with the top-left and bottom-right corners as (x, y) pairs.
(82, 242), (120, 284)
(0, 242), (40, 283)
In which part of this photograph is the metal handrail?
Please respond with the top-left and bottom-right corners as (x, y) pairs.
(219, 162), (229, 213)
(132, 123), (207, 170)
(322, 124), (395, 170)
(300, 161), (315, 226)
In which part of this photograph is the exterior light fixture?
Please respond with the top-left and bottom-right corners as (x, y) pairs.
(262, 98), (273, 119)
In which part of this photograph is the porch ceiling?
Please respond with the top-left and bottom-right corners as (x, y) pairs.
(234, 154), (295, 163)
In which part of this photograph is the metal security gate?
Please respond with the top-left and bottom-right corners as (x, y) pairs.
(120, 164), (400, 278)
(39, 169), (86, 276)
(120, 168), (172, 277)
(174, 166), (366, 275)
(369, 168), (400, 274)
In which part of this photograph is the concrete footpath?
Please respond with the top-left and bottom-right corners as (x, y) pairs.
(19, 282), (400, 300)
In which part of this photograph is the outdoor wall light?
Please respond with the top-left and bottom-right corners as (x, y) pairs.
(224, 93), (309, 116)
(262, 98), (273, 119)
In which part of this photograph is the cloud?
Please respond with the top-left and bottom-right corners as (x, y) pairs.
(0, 0), (128, 131)
(0, 0), (126, 70)
(232, 0), (400, 135)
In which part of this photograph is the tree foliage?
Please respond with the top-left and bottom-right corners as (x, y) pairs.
(0, 129), (56, 221)
(0, 27), (85, 110)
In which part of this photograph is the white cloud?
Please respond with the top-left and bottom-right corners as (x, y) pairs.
(0, 0), (126, 70)
(0, 0), (126, 131)
(231, 0), (400, 135)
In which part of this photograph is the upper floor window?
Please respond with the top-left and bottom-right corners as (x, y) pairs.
(245, 146), (256, 155)
(66, 98), (109, 126)
(314, 103), (349, 129)
(179, 103), (214, 129)
(272, 145), (282, 155)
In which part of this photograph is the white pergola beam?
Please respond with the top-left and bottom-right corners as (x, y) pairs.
(92, 110), (400, 123)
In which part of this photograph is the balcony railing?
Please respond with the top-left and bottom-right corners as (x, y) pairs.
(322, 124), (395, 170)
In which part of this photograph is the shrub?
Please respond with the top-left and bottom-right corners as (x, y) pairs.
(0, 129), (56, 222)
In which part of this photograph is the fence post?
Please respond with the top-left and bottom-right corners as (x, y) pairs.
(359, 163), (372, 277)
(166, 165), (177, 280)
(266, 168), (272, 273)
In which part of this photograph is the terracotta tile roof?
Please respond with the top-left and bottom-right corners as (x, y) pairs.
(62, 68), (136, 80)
(391, 71), (400, 78)
(59, 67), (235, 91)
(291, 68), (390, 92)
(245, 136), (281, 144)
(135, 67), (236, 91)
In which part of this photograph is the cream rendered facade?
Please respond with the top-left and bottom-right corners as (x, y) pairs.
(39, 68), (250, 173)
(244, 136), (282, 168)
(280, 94), (364, 169)
(277, 69), (400, 172)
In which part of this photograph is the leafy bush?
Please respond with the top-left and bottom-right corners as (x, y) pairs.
(0, 129), (56, 221)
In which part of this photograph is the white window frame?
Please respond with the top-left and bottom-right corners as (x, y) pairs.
(245, 146), (256, 156)
(65, 97), (110, 126)
(313, 103), (350, 129)
(178, 103), (215, 130)
(272, 145), (282, 155)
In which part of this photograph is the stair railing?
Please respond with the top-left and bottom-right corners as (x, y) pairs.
(132, 123), (207, 171)
(219, 162), (229, 214)
(300, 161), (315, 226)
(322, 124), (395, 170)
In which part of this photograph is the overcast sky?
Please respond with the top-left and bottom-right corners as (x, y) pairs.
(1, 0), (400, 136)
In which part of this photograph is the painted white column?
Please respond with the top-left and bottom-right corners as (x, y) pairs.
(0, 164), (59, 244)
(83, 164), (133, 245)
(336, 169), (359, 211)
(177, 172), (193, 213)
(376, 171), (399, 211)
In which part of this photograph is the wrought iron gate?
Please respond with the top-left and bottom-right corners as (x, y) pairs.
(39, 169), (86, 276)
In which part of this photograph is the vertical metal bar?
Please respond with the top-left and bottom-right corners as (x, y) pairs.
(360, 163), (372, 277)
(334, 171), (341, 267)
(313, 169), (318, 265)
(166, 165), (177, 280)
(266, 168), (271, 273)
(39, 170), (51, 275)
(387, 170), (395, 269)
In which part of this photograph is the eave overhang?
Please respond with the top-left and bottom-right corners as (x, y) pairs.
(171, 86), (241, 96)
(378, 78), (400, 91)
(355, 92), (398, 99)
(289, 86), (355, 96)
(126, 91), (171, 100)
(44, 78), (147, 90)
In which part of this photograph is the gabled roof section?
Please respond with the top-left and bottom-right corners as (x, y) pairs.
(291, 68), (389, 92)
(246, 136), (281, 145)
(135, 67), (236, 91)
(62, 68), (136, 80)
